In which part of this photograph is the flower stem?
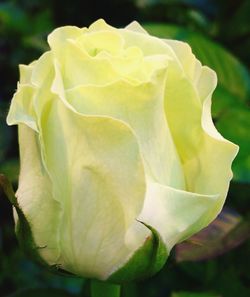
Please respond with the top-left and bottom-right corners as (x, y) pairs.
(91, 280), (121, 297)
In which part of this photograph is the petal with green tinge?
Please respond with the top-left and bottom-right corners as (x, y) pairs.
(163, 52), (238, 218)
(39, 96), (150, 280)
(139, 181), (220, 251)
(59, 70), (185, 189)
(15, 124), (61, 264)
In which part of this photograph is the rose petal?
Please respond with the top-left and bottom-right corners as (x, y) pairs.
(139, 181), (219, 251)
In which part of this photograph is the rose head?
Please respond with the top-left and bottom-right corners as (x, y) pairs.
(7, 19), (238, 282)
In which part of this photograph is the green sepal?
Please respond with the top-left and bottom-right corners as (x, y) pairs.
(0, 174), (76, 277)
(108, 222), (168, 283)
(0, 174), (41, 258)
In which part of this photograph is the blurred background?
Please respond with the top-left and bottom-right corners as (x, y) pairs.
(0, 0), (250, 296)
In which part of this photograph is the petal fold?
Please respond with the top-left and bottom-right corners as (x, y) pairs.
(139, 181), (219, 251)
(7, 85), (38, 132)
(62, 71), (185, 189)
(163, 43), (238, 215)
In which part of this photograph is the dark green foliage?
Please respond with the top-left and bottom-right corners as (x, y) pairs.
(7, 288), (75, 297)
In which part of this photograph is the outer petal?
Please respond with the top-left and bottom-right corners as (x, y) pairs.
(139, 181), (219, 252)
(7, 85), (38, 131)
(19, 62), (37, 84)
(39, 96), (150, 280)
(164, 40), (216, 101)
(164, 40), (202, 84)
(125, 21), (149, 35)
(15, 124), (61, 264)
(163, 43), (239, 218)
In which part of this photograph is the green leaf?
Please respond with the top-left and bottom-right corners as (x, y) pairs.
(215, 103), (250, 182)
(143, 23), (250, 183)
(0, 3), (29, 33)
(0, 102), (13, 163)
(6, 288), (74, 297)
(0, 158), (19, 184)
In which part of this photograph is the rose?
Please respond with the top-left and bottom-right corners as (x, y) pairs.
(7, 19), (238, 282)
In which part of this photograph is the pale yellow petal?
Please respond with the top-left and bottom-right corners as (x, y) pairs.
(38, 96), (150, 279)
(125, 21), (149, 34)
(16, 124), (61, 264)
(88, 19), (116, 32)
(120, 28), (176, 59)
(62, 71), (185, 189)
(139, 181), (219, 251)
(6, 85), (38, 132)
(163, 45), (238, 218)
(76, 30), (124, 56)
(19, 62), (36, 84)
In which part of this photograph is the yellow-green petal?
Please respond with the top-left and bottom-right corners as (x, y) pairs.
(163, 43), (239, 218)
(61, 72), (185, 189)
(125, 21), (149, 35)
(39, 96), (150, 279)
(139, 181), (219, 251)
(15, 124), (61, 264)
(19, 62), (36, 84)
(6, 85), (38, 132)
